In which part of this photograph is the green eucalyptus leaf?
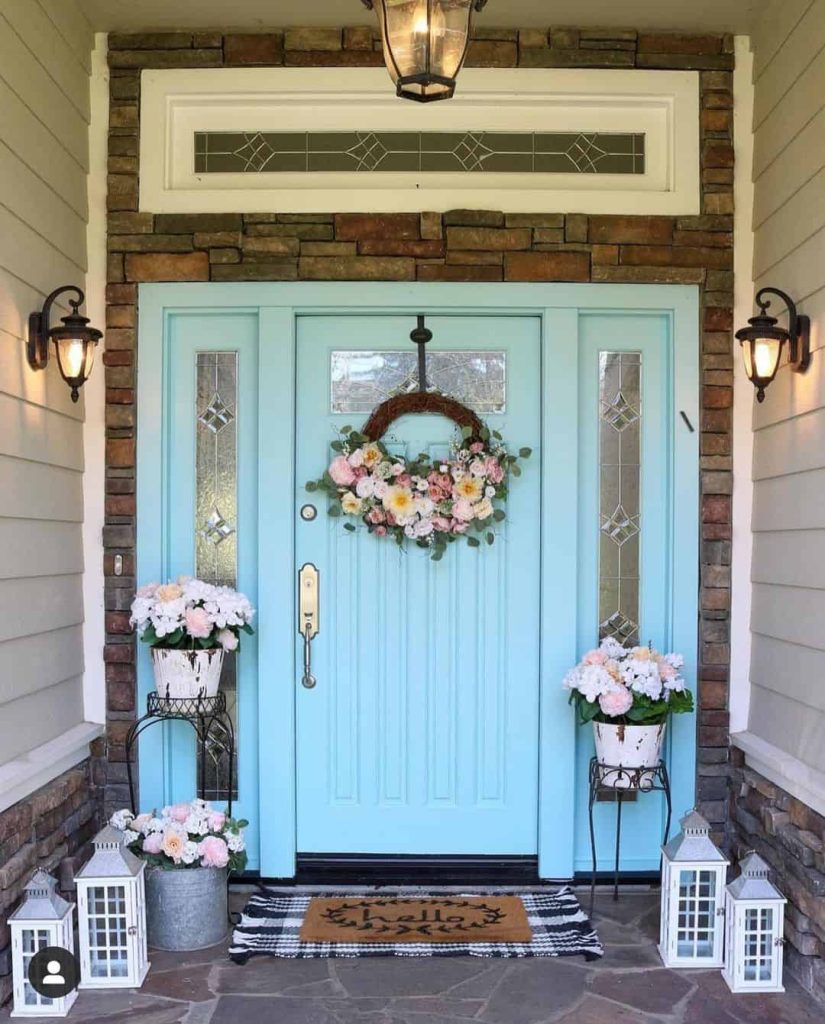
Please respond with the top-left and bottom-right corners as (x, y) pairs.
(519, 447), (532, 458)
(467, 536), (480, 548)
(330, 440), (344, 452)
(343, 522), (356, 532)
(328, 504), (342, 517)
(305, 481), (318, 492)
(493, 509), (506, 522)
(341, 425), (352, 435)
(486, 532), (495, 545)
(511, 464), (522, 477)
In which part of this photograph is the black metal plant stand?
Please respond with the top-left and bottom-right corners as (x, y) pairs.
(588, 757), (672, 917)
(125, 691), (236, 817)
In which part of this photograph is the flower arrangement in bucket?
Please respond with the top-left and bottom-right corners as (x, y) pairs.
(564, 638), (694, 787)
(130, 578), (255, 700)
(110, 800), (247, 951)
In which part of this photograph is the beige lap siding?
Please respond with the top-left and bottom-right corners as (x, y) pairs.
(102, 29), (735, 830)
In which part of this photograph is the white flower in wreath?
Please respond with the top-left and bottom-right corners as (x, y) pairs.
(473, 497), (494, 521)
(373, 479), (389, 499)
(348, 447), (364, 468)
(415, 518), (435, 538)
(404, 523), (417, 538)
(452, 498), (474, 522)
(374, 460), (393, 480)
(355, 476), (375, 499)
(416, 478), (429, 492)
(415, 496), (434, 517)
(341, 492), (364, 515)
(362, 444), (384, 469)
(469, 459), (487, 477)
(485, 485), (496, 498)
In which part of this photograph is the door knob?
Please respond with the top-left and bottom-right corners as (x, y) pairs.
(298, 563), (319, 689)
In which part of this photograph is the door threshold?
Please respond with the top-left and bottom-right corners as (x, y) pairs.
(281, 854), (542, 886)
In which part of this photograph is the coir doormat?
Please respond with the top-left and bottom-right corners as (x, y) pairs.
(229, 888), (603, 960)
(300, 895), (532, 944)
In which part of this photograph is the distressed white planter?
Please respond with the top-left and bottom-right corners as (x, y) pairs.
(151, 648), (224, 699)
(593, 721), (666, 788)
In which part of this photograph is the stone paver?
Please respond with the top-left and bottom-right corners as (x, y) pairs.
(1, 891), (822, 1024)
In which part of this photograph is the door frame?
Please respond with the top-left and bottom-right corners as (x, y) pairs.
(137, 281), (699, 880)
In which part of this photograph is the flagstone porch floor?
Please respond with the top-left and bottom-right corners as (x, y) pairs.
(3, 890), (822, 1024)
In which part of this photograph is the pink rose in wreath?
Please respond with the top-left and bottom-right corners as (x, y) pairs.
(485, 457), (505, 484)
(329, 456), (356, 487)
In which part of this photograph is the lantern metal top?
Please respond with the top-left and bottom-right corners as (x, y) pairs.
(8, 869), (73, 922)
(76, 825), (144, 880)
(663, 809), (728, 863)
(727, 852), (786, 902)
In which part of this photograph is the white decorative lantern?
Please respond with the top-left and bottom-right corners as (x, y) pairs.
(75, 825), (149, 988)
(723, 852), (787, 993)
(8, 870), (77, 1017)
(659, 809), (728, 968)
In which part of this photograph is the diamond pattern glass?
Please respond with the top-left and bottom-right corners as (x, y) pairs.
(330, 350), (506, 414)
(598, 352), (641, 647)
(196, 352), (238, 801)
(194, 130), (646, 175)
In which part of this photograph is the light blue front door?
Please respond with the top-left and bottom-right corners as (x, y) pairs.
(294, 315), (542, 855)
(137, 282), (699, 878)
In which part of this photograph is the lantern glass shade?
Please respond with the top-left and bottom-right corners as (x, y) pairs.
(50, 315), (101, 403)
(659, 810), (728, 969)
(8, 870), (77, 1018)
(76, 827), (149, 990)
(723, 853), (786, 993)
(373, 0), (479, 101)
(740, 335), (784, 401)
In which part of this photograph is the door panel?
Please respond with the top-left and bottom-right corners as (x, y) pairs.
(295, 315), (542, 855)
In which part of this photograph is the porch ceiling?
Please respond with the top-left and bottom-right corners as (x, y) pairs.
(78, 0), (757, 34)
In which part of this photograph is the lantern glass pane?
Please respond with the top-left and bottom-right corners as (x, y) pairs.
(753, 337), (781, 381)
(382, 0), (429, 81)
(22, 930), (54, 1006)
(429, 0), (473, 79)
(743, 907), (775, 982)
(677, 869), (717, 959)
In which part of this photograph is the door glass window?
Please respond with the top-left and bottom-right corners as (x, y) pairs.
(196, 351), (239, 800)
(598, 351), (641, 646)
(330, 350), (506, 414)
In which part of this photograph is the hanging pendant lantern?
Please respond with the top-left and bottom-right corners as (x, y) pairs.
(362, 0), (488, 102)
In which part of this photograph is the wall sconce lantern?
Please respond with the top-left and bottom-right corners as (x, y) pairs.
(28, 286), (102, 402)
(362, 0), (488, 102)
(735, 287), (810, 402)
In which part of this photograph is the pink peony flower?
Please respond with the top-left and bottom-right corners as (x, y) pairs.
(199, 835), (230, 868)
(366, 507), (386, 524)
(469, 459), (487, 477)
(207, 811), (226, 832)
(582, 649), (608, 666)
(218, 629), (238, 651)
(374, 526), (387, 537)
(396, 473), (412, 489)
(169, 803), (190, 823)
(431, 516), (451, 532)
(485, 457), (505, 484)
(470, 442), (485, 454)
(428, 485), (447, 502)
(451, 519), (469, 534)
(598, 687), (634, 717)
(142, 832), (163, 855)
(329, 455), (356, 486)
(185, 606), (212, 639)
(352, 466), (368, 479)
(452, 498), (474, 522)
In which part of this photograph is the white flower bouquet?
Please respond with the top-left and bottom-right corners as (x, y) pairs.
(110, 800), (248, 873)
(564, 638), (694, 725)
(129, 577), (255, 652)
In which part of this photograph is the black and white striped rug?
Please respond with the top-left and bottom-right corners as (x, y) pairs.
(229, 888), (603, 961)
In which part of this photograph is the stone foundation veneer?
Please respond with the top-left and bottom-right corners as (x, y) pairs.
(0, 754), (104, 1005)
(102, 29), (734, 857)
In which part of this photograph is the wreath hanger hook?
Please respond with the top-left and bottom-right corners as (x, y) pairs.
(410, 314), (433, 393)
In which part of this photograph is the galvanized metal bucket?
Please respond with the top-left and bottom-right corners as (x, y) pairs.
(145, 866), (228, 950)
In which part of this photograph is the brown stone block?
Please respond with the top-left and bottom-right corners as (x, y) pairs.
(106, 438), (135, 469)
(209, 249), (241, 265)
(104, 643), (136, 663)
(344, 26), (374, 50)
(300, 242), (358, 257)
(108, 49), (223, 69)
(504, 251), (590, 282)
(700, 679), (728, 710)
(156, 213), (242, 233)
(106, 388), (134, 404)
(110, 74), (140, 101)
(703, 92), (734, 109)
(105, 612), (132, 635)
(109, 234), (194, 253)
(243, 236), (301, 259)
(703, 494), (731, 523)
(107, 679), (135, 713)
(589, 215), (673, 244)
(103, 350), (133, 368)
(421, 212), (443, 240)
(702, 408), (731, 432)
(285, 50), (383, 67)
(505, 214), (565, 228)
(703, 142), (735, 168)
(591, 244), (618, 265)
(533, 228), (565, 245)
(703, 388), (732, 411)
(109, 104), (138, 129)
(704, 307), (733, 332)
(637, 53), (733, 70)
(105, 494), (136, 517)
(673, 230), (733, 249)
(109, 33), (193, 50)
(620, 245), (730, 269)
(704, 192), (735, 215)
(194, 231), (242, 248)
(106, 405), (136, 430)
(224, 34), (284, 65)
(699, 726), (729, 747)
(107, 156), (138, 177)
(125, 252), (209, 282)
(592, 265), (705, 285)
(417, 264), (502, 282)
(104, 329), (135, 352)
(285, 28), (342, 51)
(335, 213), (420, 240)
(359, 239), (445, 258)
(702, 70), (733, 92)
(194, 33), (223, 48)
(701, 432), (731, 456)
(447, 251), (504, 266)
(466, 40), (518, 67)
(299, 256), (415, 281)
(703, 109), (733, 133)
(638, 33), (722, 54)
(106, 284), (138, 305)
(564, 214), (588, 243)
(472, 28), (518, 42)
(247, 222), (333, 240)
(211, 262), (298, 281)
(107, 174), (138, 211)
(446, 227), (531, 250)
(444, 210), (505, 227)
(520, 48), (634, 68)
(550, 29), (579, 49)
(519, 29), (549, 48)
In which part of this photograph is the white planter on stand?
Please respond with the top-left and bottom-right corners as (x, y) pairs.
(151, 648), (224, 700)
(593, 721), (666, 788)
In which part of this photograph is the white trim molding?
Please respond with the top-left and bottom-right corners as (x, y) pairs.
(140, 67), (700, 215)
(732, 731), (825, 820)
(0, 723), (104, 815)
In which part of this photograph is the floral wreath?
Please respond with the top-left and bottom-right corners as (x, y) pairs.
(306, 392), (531, 561)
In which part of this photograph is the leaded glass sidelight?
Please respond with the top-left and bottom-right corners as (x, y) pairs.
(598, 351), (641, 646)
(330, 350), (506, 414)
(195, 352), (238, 800)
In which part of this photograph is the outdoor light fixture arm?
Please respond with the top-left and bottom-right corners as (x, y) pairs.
(27, 284), (86, 371)
(754, 286), (811, 373)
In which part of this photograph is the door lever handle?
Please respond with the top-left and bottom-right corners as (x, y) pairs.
(298, 563), (319, 689)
